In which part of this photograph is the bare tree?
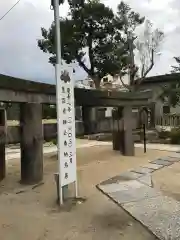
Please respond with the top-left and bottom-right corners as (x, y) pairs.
(171, 57), (180, 73)
(115, 1), (145, 91)
(135, 20), (164, 85)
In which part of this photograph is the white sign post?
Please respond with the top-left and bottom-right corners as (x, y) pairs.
(52, 0), (77, 205)
(59, 70), (77, 191)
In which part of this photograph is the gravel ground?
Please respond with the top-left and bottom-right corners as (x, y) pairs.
(0, 144), (169, 240)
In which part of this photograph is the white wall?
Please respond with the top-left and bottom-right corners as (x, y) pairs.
(138, 81), (180, 117)
(105, 107), (113, 117)
(170, 106), (180, 114)
(138, 82), (166, 118)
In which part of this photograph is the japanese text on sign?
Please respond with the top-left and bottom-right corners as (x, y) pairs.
(59, 70), (76, 186)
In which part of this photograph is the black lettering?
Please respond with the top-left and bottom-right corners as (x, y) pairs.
(62, 87), (65, 93)
(63, 120), (67, 125)
(68, 139), (72, 147)
(68, 117), (72, 123)
(64, 152), (68, 157)
(62, 98), (66, 104)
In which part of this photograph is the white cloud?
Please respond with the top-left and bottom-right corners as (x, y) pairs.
(0, 0), (180, 83)
(171, 0), (180, 9)
(107, 0), (180, 76)
(0, 1), (54, 82)
(0, 0), (84, 83)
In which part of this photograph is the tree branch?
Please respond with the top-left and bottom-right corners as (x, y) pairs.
(76, 56), (91, 76)
(119, 75), (131, 91)
(137, 49), (154, 86)
(143, 48), (154, 78)
(141, 64), (145, 78)
(87, 24), (94, 72)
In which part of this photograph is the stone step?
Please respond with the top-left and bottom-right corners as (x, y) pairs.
(97, 154), (180, 240)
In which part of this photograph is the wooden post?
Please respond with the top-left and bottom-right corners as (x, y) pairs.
(122, 106), (134, 156)
(0, 109), (6, 181)
(20, 103), (43, 184)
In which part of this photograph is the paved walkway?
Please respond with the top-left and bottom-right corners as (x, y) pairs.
(97, 153), (180, 240)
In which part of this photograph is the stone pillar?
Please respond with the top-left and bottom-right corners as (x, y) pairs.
(122, 106), (134, 156)
(82, 106), (97, 134)
(20, 103), (43, 184)
(75, 106), (82, 120)
(0, 109), (6, 181)
(112, 107), (124, 152)
(150, 103), (155, 128)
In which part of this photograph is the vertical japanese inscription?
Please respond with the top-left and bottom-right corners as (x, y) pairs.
(59, 70), (76, 186)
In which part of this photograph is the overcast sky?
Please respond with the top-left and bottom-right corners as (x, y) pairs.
(0, 0), (179, 83)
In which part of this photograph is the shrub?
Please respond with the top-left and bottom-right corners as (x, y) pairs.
(158, 130), (170, 140)
(169, 127), (180, 144)
(52, 139), (57, 145)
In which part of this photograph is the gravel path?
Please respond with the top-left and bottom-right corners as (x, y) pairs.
(0, 144), (169, 240)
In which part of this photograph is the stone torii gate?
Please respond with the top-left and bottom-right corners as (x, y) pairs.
(0, 74), (153, 184)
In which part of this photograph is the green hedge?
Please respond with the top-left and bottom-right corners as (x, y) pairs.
(169, 128), (180, 144)
(158, 130), (170, 140)
(158, 128), (180, 144)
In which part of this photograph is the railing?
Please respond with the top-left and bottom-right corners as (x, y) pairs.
(156, 114), (180, 127)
